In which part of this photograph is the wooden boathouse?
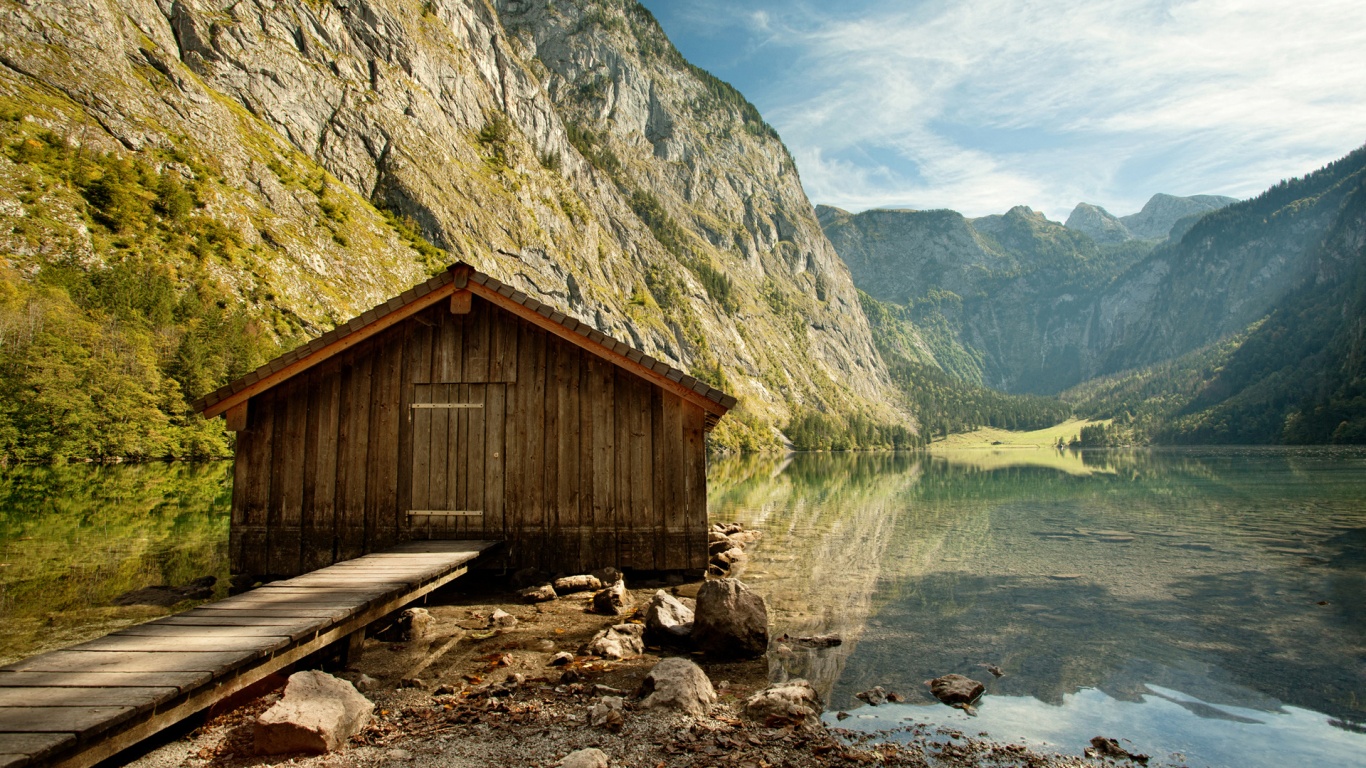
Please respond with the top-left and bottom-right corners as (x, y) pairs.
(193, 262), (736, 578)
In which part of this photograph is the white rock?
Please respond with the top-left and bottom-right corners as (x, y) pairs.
(254, 670), (374, 755)
(585, 623), (644, 659)
(644, 590), (694, 640)
(559, 747), (609, 768)
(744, 679), (821, 723)
(553, 574), (604, 593)
(639, 657), (716, 717)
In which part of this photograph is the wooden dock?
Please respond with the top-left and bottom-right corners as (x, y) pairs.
(0, 540), (498, 768)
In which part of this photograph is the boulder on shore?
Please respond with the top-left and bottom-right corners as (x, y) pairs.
(592, 580), (633, 615)
(254, 670), (374, 755)
(639, 657), (716, 717)
(558, 747), (610, 768)
(585, 623), (645, 659)
(520, 583), (557, 603)
(691, 578), (768, 658)
(553, 574), (604, 594)
(744, 679), (821, 724)
(643, 590), (694, 642)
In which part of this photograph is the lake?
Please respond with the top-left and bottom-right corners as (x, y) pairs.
(1, 449), (1362, 766)
(708, 447), (1366, 768)
(0, 462), (231, 665)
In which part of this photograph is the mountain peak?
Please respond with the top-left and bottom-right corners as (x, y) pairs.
(1120, 193), (1238, 240)
(1065, 202), (1129, 244)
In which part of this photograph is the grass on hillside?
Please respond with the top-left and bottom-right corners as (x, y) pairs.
(930, 418), (1111, 449)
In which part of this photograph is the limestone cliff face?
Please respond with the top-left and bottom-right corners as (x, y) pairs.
(494, 1), (894, 423)
(0, 0), (902, 453)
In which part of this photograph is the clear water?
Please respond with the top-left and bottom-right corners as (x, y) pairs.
(708, 448), (1366, 768)
(2, 450), (1362, 767)
(0, 462), (232, 665)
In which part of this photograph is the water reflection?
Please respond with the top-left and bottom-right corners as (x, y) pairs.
(708, 448), (1366, 766)
(0, 462), (231, 664)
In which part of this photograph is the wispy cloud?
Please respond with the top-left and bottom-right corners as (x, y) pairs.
(660, 0), (1366, 219)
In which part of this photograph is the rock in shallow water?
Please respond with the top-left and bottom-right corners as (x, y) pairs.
(925, 673), (984, 706)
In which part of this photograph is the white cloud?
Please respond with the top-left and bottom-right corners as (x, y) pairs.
(749, 0), (1366, 219)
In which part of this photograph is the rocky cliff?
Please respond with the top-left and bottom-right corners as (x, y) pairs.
(823, 204), (1148, 392)
(0, 0), (903, 459)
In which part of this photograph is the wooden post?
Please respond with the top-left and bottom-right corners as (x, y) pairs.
(450, 289), (472, 314)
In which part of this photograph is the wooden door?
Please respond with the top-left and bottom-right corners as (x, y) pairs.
(409, 383), (504, 539)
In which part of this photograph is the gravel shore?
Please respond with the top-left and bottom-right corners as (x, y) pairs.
(124, 575), (1109, 768)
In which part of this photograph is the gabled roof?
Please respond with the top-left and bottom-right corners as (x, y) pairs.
(192, 262), (737, 424)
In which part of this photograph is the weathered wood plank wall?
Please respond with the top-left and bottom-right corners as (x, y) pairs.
(231, 297), (708, 577)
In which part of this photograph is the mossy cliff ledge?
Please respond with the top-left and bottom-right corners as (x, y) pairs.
(0, 0), (906, 459)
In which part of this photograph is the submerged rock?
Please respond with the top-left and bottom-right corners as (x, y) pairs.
(786, 633), (842, 648)
(855, 686), (889, 706)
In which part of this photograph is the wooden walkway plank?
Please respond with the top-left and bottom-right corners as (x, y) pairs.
(0, 689), (175, 710)
(0, 539), (498, 768)
(0, 734), (74, 768)
(139, 615), (316, 628)
(120, 622), (318, 639)
(0, 671), (211, 691)
(0, 706), (135, 735)
(5, 651), (255, 677)
(71, 635), (292, 655)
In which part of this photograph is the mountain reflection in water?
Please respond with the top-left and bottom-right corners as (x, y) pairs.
(707, 447), (1366, 767)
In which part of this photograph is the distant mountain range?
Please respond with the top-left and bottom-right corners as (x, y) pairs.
(822, 146), (1366, 443)
(1064, 193), (1238, 243)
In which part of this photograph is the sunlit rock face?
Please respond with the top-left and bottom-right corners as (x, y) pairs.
(0, 0), (904, 451)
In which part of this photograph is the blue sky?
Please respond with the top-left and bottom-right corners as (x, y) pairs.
(637, 0), (1366, 221)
